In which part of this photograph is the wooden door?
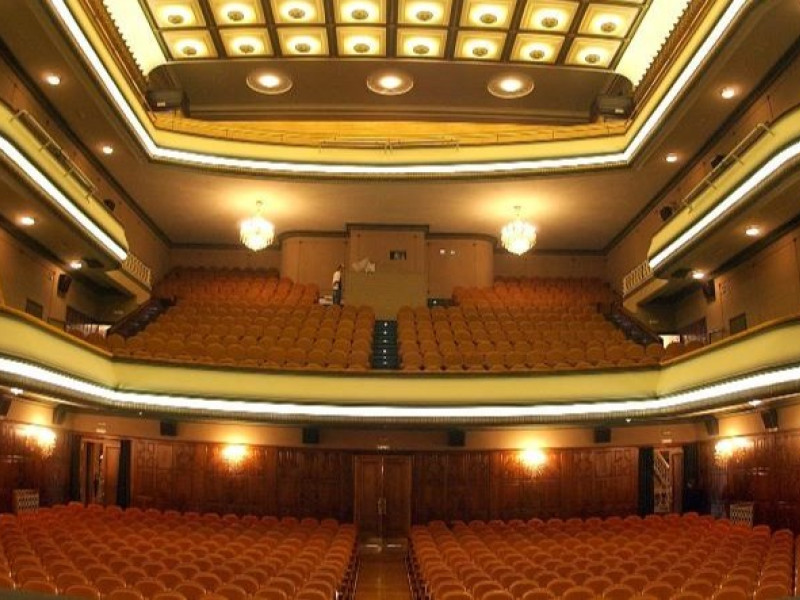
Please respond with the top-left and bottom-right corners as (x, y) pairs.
(80, 439), (121, 506)
(354, 455), (412, 544)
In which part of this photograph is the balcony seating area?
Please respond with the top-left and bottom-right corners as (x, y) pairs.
(408, 514), (795, 600)
(0, 503), (357, 600)
(399, 278), (662, 372)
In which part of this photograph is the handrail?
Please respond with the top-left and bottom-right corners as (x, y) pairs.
(681, 122), (772, 209)
(622, 260), (654, 297)
(611, 300), (662, 346)
(12, 109), (97, 197)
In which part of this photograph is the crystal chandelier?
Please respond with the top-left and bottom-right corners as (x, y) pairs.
(240, 201), (274, 251)
(501, 206), (537, 255)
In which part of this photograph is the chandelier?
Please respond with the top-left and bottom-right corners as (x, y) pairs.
(240, 201), (275, 251)
(501, 206), (537, 255)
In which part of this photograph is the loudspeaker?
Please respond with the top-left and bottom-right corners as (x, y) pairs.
(302, 427), (320, 444)
(593, 94), (634, 119)
(57, 273), (72, 296)
(160, 420), (178, 437)
(0, 397), (11, 417)
(593, 427), (611, 444)
(145, 89), (186, 112)
(447, 429), (466, 447)
(52, 405), (68, 425)
(761, 408), (779, 431)
(703, 415), (719, 436)
(659, 205), (674, 222)
(702, 279), (716, 301)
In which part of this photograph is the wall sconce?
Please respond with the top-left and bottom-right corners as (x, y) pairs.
(221, 444), (248, 469)
(521, 447), (547, 475)
(21, 425), (56, 457)
(714, 437), (750, 465)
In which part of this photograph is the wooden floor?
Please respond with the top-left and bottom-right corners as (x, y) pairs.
(354, 544), (413, 600)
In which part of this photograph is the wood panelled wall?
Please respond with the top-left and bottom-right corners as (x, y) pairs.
(0, 421), (72, 513)
(698, 430), (800, 531)
(130, 439), (638, 524)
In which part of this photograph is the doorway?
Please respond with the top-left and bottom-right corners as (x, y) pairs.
(80, 439), (120, 506)
(354, 455), (412, 545)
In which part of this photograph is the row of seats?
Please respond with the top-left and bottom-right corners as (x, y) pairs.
(0, 503), (357, 600)
(408, 513), (795, 600)
(454, 278), (614, 309)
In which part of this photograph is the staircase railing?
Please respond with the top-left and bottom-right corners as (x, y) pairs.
(107, 297), (172, 338)
(609, 301), (662, 346)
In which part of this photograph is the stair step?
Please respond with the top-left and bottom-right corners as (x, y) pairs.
(372, 320), (398, 371)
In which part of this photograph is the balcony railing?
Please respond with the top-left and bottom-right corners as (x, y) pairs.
(122, 252), (152, 289)
(622, 260), (654, 297)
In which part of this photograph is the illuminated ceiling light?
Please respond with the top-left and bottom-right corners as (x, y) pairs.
(720, 86), (737, 100)
(413, 43), (430, 55)
(22, 425), (57, 456)
(286, 35), (321, 54)
(520, 448), (547, 473)
(665, 153), (679, 163)
(488, 74), (534, 99)
(748, 399), (762, 406)
(101, 145), (114, 155)
(232, 36), (264, 54)
(526, 44), (549, 61)
(500, 206), (537, 255)
(239, 200), (275, 252)
(161, 5), (194, 25)
(367, 71), (413, 96)
(744, 225), (761, 237)
(473, 6), (503, 26)
(416, 9), (433, 21)
(344, 2), (375, 21)
(282, 1), (314, 20)
(714, 437), (750, 464)
(175, 39), (205, 57)
(538, 10), (563, 29)
(69, 260), (83, 270)
(18, 216), (36, 227)
(44, 73), (61, 86)
(246, 71), (292, 95)
(582, 49), (605, 65)
(691, 270), (706, 280)
(597, 16), (621, 33)
(222, 3), (254, 22)
(221, 444), (248, 465)
(9, 387), (23, 395)
(346, 35), (378, 54)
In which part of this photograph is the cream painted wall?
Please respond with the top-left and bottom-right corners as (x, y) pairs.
(494, 252), (607, 280)
(281, 236), (347, 294)
(426, 238), (493, 298)
(348, 230), (426, 275)
(0, 228), (102, 325)
(169, 247), (281, 272)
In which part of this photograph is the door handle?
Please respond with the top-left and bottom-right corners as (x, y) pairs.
(377, 497), (387, 515)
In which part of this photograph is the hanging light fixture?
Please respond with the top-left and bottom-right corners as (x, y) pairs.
(239, 201), (274, 251)
(501, 206), (537, 255)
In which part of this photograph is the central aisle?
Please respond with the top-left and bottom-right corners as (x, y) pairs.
(354, 545), (413, 600)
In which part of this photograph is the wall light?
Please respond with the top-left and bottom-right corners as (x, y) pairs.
(221, 444), (248, 467)
(714, 436), (750, 465)
(21, 425), (57, 456)
(521, 447), (547, 474)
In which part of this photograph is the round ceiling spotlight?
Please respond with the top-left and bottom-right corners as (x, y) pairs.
(287, 7), (306, 19)
(367, 71), (414, 96)
(478, 11), (498, 24)
(416, 9), (434, 21)
(720, 86), (737, 100)
(540, 13), (560, 28)
(227, 9), (245, 21)
(44, 73), (61, 86)
(584, 52), (601, 65)
(294, 42), (311, 53)
(351, 8), (369, 20)
(69, 260), (83, 270)
(238, 43), (255, 54)
(19, 216), (36, 227)
(599, 19), (618, 33)
(745, 225), (761, 237)
(176, 40), (204, 57)
(487, 74), (534, 99)
(246, 71), (293, 95)
(665, 153), (679, 163)
(162, 5), (193, 25)
(525, 44), (550, 61)
(167, 13), (185, 25)
(472, 45), (489, 57)
(353, 42), (371, 53)
(413, 43), (430, 55)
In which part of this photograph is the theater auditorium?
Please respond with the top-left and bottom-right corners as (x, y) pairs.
(1, 0), (800, 599)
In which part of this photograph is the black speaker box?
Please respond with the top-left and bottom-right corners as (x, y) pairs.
(593, 94), (634, 119)
(761, 408), (779, 431)
(52, 405), (68, 425)
(703, 415), (719, 436)
(659, 205), (674, 222)
(302, 427), (320, 444)
(57, 273), (72, 296)
(160, 420), (178, 437)
(447, 429), (466, 447)
(0, 397), (11, 417)
(702, 279), (716, 301)
(146, 89), (186, 112)
(594, 427), (611, 444)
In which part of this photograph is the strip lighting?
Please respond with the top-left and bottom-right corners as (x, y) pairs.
(1, 355), (798, 422)
(649, 138), (800, 270)
(47, 0), (748, 177)
(0, 134), (128, 261)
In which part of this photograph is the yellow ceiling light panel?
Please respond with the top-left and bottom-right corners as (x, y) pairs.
(277, 28), (329, 55)
(220, 29), (273, 56)
(565, 37), (620, 68)
(511, 33), (563, 63)
(460, 0), (513, 29)
(579, 4), (639, 37)
(455, 31), (505, 60)
(210, 1), (264, 25)
(522, 0), (578, 33)
(148, 0), (205, 28)
(270, 0), (325, 24)
(337, 28), (386, 56)
(397, 29), (447, 58)
(162, 31), (216, 59)
(336, 0), (386, 24)
(399, 0), (451, 26)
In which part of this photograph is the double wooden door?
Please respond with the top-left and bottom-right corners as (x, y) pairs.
(354, 455), (412, 543)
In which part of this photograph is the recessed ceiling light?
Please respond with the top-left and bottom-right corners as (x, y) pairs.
(161, 5), (194, 25)
(472, 45), (490, 57)
(9, 387), (23, 396)
(69, 260), (83, 270)
(720, 86), (737, 100)
(44, 74), (61, 86)
(101, 145), (114, 155)
(538, 10), (561, 29)
(488, 74), (534, 99)
(413, 43), (430, 55)
(748, 399), (762, 407)
(246, 71), (293, 95)
(665, 153), (679, 163)
(584, 52), (602, 65)
(287, 7), (306, 19)
(745, 225), (761, 237)
(597, 16), (621, 33)
(416, 9), (434, 21)
(691, 270), (706, 280)
(19, 216), (36, 227)
(222, 3), (253, 22)
(367, 71), (414, 96)
(175, 40), (205, 57)
(625, 417), (632, 423)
